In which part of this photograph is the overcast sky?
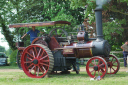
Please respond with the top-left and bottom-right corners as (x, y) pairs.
(0, 29), (9, 50)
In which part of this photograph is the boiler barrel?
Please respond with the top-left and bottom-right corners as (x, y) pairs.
(91, 40), (111, 57)
(63, 40), (111, 58)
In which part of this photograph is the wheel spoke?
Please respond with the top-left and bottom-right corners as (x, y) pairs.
(27, 57), (33, 61)
(24, 61), (32, 64)
(40, 55), (48, 60)
(40, 63), (49, 67)
(37, 48), (42, 58)
(98, 60), (101, 65)
(100, 69), (103, 73)
(90, 69), (94, 73)
(29, 66), (35, 73)
(98, 71), (100, 76)
(111, 57), (114, 62)
(102, 68), (105, 72)
(34, 66), (36, 75)
(37, 67), (39, 76)
(40, 50), (45, 57)
(31, 49), (36, 58)
(90, 62), (95, 66)
(99, 63), (104, 67)
(39, 66), (44, 74)
(27, 63), (34, 68)
(110, 67), (111, 73)
(100, 70), (103, 74)
(42, 66), (46, 73)
(112, 61), (117, 64)
(26, 52), (34, 58)
(42, 60), (49, 62)
(34, 46), (38, 57)
(112, 67), (116, 71)
(94, 59), (96, 65)
(100, 66), (105, 69)
(94, 71), (96, 76)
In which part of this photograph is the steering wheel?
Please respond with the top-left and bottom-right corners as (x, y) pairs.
(49, 28), (68, 37)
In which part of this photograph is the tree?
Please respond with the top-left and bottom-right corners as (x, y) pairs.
(0, 45), (5, 52)
(70, 0), (128, 51)
(5, 48), (12, 57)
(0, 0), (85, 50)
(0, 0), (17, 50)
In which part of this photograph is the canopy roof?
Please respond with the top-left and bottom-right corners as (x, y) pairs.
(9, 21), (71, 28)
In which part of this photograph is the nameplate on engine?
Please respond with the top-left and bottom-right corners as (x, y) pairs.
(63, 49), (74, 54)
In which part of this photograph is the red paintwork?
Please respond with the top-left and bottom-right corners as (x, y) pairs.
(31, 38), (39, 44)
(62, 41), (93, 58)
(107, 54), (120, 74)
(31, 37), (48, 46)
(48, 37), (61, 51)
(77, 31), (85, 41)
(9, 21), (71, 28)
(18, 47), (26, 51)
(21, 44), (50, 78)
(86, 57), (108, 78)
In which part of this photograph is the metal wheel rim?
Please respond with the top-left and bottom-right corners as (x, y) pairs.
(107, 54), (120, 74)
(86, 57), (108, 78)
(21, 44), (54, 78)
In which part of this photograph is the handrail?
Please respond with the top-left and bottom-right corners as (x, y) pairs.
(110, 51), (123, 53)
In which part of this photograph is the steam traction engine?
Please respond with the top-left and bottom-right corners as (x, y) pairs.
(9, 1), (120, 78)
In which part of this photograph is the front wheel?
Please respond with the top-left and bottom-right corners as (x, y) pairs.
(21, 44), (54, 78)
(86, 56), (108, 78)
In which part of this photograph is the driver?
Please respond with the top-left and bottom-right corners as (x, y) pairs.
(21, 26), (44, 43)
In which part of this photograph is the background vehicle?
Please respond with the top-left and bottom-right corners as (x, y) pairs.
(0, 52), (8, 66)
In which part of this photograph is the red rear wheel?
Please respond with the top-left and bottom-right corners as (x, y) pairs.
(107, 54), (120, 74)
(21, 44), (54, 78)
(86, 57), (108, 78)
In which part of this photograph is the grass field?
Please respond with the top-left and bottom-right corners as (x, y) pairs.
(0, 66), (128, 85)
